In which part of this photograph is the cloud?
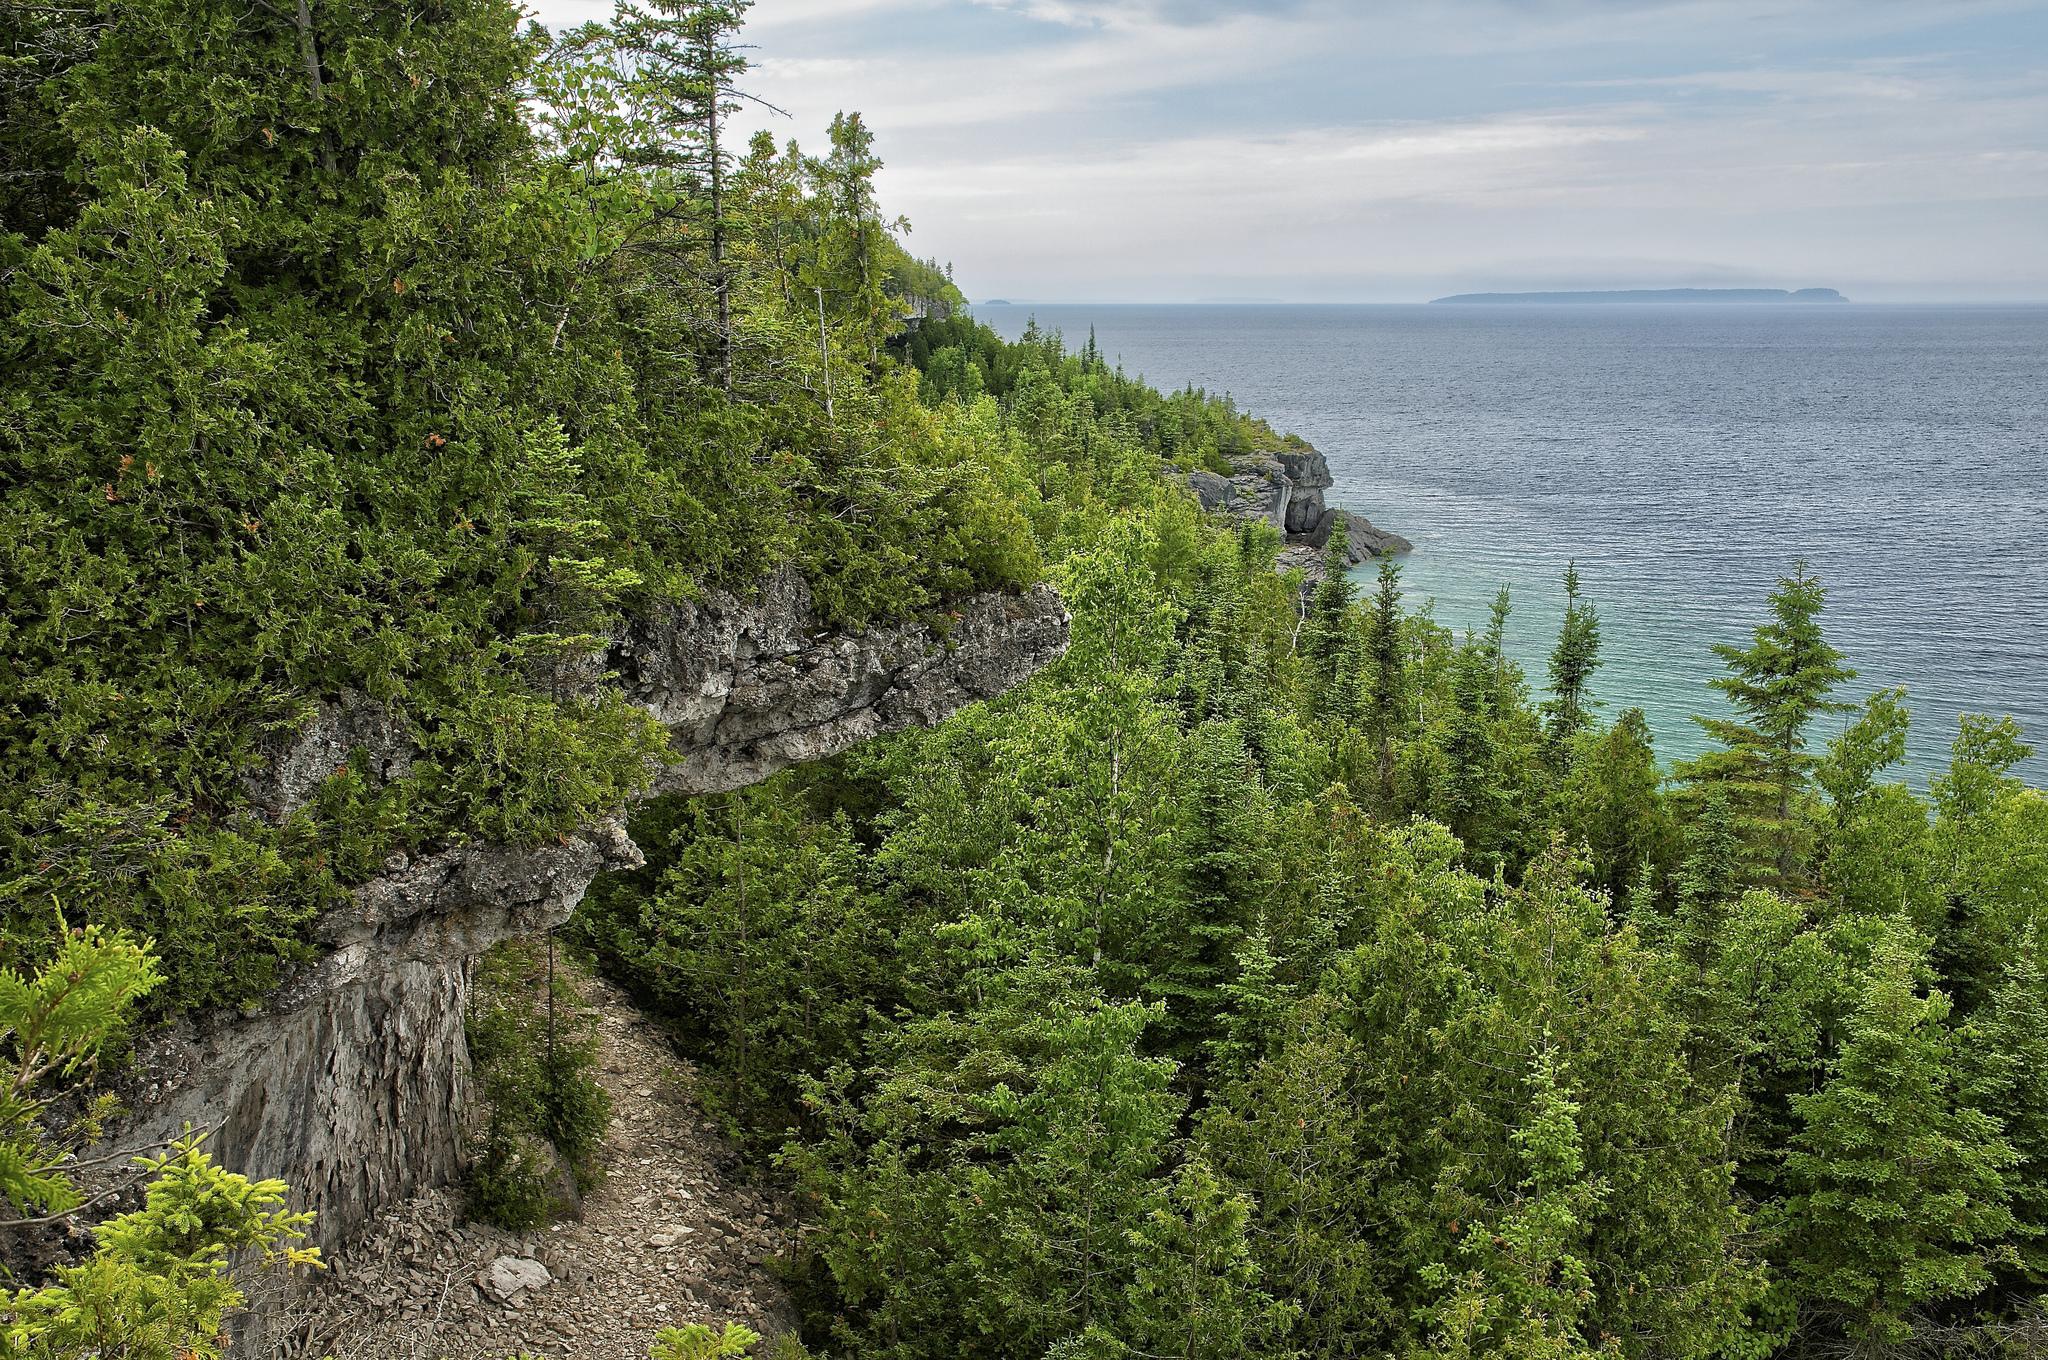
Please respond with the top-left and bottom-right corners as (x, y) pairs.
(523, 0), (2048, 300)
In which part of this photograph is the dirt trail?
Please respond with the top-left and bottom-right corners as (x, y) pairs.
(284, 968), (799, 1359)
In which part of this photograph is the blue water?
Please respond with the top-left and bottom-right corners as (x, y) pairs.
(981, 303), (2048, 785)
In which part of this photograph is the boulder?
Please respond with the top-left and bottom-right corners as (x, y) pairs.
(484, 1254), (551, 1301)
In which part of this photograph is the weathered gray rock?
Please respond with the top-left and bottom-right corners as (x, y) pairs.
(618, 571), (1071, 797)
(243, 695), (410, 822)
(1172, 440), (1407, 579)
(485, 1254), (552, 1300)
(115, 822), (641, 1272)
(96, 573), (1069, 1341)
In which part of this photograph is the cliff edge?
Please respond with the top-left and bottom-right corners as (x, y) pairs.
(98, 573), (1068, 1337)
(1178, 442), (1410, 576)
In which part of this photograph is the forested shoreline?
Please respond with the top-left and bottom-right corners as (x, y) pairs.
(3, 2), (2046, 1358)
(581, 312), (2048, 1360)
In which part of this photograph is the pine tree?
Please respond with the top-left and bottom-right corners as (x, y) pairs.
(1423, 1040), (1609, 1360)
(1437, 639), (1502, 865)
(1557, 708), (1670, 906)
(0, 927), (321, 1355)
(1483, 585), (1517, 709)
(1165, 719), (1271, 1077)
(1679, 563), (1856, 884)
(1302, 526), (1358, 720)
(1117, 1157), (1297, 1360)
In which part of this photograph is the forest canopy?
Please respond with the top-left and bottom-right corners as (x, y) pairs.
(582, 313), (2048, 1359)
(0, 0), (1023, 1015)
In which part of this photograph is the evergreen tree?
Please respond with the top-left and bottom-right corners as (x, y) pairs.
(1116, 1158), (1298, 1360)
(1421, 1040), (1610, 1360)
(1166, 719), (1271, 1078)
(1959, 949), (2048, 1289)
(1363, 554), (1406, 796)
(1435, 639), (1503, 866)
(1301, 526), (1358, 720)
(609, 1), (762, 390)
(1543, 563), (1601, 757)
(1557, 708), (1671, 906)
(1679, 563), (1856, 884)
(1776, 928), (2017, 1347)
(0, 928), (322, 1355)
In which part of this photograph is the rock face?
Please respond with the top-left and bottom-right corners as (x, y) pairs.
(1176, 441), (1409, 579)
(284, 969), (802, 1359)
(619, 570), (1073, 797)
(107, 572), (1068, 1326)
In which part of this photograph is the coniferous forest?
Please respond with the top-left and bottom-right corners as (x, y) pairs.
(4, 3), (2047, 1358)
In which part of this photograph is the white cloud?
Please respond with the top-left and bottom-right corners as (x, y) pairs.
(523, 0), (2048, 300)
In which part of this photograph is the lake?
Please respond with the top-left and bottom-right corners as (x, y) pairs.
(982, 302), (2048, 784)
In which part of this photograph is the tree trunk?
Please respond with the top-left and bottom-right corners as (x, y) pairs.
(292, 0), (339, 174)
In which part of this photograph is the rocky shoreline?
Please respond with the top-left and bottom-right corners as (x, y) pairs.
(1176, 440), (1410, 578)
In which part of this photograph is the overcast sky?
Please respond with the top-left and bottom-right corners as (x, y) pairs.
(526, 0), (2048, 302)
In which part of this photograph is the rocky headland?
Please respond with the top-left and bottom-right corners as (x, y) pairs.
(1177, 441), (1410, 578)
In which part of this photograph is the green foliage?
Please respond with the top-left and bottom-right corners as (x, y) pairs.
(1678, 563), (1856, 885)
(13, 10), (2048, 1351)
(0, 1137), (320, 1359)
(0, 931), (317, 1355)
(651, 1319), (764, 1360)
(1543, 562), (1602, 754)
(463, 938), (612, 1228)
(573, 783), (896, 1147)
(0, 920), (160, 1217)
(1, 0), (1041, 1019)
(573, 311), (2048, 1360)
(1775, 927), (2018, 1346)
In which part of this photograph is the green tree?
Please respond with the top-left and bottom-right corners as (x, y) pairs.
(602, 0), (764, 389)
(1543, 563), (1601, 755)
(1679, 564), (1856, 884)
(651, 1320), (763, 1359)
(1959, 949), (2048, 1288)
(1363, 554), (1407, 797)
(1301, 527), (1359, 721)
(1776, 928), (2017, 1347)
(1116, 1157), (1297, 1360)
(0, 928), (320, 1357)
(1557, 709), (1671, 906)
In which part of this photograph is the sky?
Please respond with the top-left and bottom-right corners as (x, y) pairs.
(526, 1), (2048, 303)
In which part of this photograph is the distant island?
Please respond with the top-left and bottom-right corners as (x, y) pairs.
(980, 298), (1014, 305)
(1431, 287), (1847, 304)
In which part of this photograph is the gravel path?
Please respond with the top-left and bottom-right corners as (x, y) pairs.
(282, 967), (800, 1359)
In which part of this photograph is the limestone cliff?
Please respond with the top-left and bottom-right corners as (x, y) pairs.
(1179, 441), (1410, 577)
(105, 572), (1068, 1291)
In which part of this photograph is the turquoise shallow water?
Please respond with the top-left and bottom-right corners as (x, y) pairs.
(982, 303), (2048, 785)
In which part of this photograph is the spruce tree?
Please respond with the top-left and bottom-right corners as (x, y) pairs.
(1679, 563), (1855, 884)
(1302, 525), (1358, 721)
(1960, 949), (2048, 1288)
(1543, 563), (1601, 756)
(1557, 708), (1670, 906)
(1362, 554), (1406, 796)
(1438, 639), (1502, 867)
